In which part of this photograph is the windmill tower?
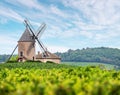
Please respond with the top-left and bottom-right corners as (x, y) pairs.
(18, 26), (35, 62)
(7, 19), (61, 63)
(24, 20), (61, 63)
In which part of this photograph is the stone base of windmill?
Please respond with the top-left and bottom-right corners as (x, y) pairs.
(35, 51), (61, 64)
(17, 56), (61, 63)
(36, 58), (61, 64)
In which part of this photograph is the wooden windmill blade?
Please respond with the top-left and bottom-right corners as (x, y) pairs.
(24, 19), (48, 57)
(36, 23), (46, 37)
(36, 24), (47, 55)
(24, 20), (36, 37)
(36, 37), (49, 57)
(7, 44), (18, 62)
(39, 41), (49, 57)
(35, 23), (49, 57)
(25, 18), (36, 34)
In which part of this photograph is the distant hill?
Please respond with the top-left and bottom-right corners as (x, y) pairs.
(0, 55), (9, 63)
(1, 47), (120, 65)
(56, 47), (120, 66)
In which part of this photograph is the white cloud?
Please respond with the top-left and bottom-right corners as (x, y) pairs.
(72, 20), (106, 31)
(94, 30), (120, 42)
(35, 43), (69, 53)
(47, 45), (69, 53)
(62, 0), (120, 25)
(50, 5), (66, 18)
(80, 31), (93, 39)
(0, 34), (18, 54)
(0, 0), (120, 54)
(5, 0), (67, 19)
(0, 6), (24, 22)
(5, 0), (44, 11)
(0, 18), (8, 24)
(0, 28), (23, 54)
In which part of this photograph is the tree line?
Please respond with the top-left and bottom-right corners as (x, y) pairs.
(1, 47), (120, 65)
(56, 47), (120, 66)
(0, 54), (9, 63)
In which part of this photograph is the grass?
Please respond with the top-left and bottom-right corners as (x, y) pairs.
(1, 61), (119, 70)
(62, 62), (117, 70)
(0, 62), (74, 70)
(0, 62), (120, 70)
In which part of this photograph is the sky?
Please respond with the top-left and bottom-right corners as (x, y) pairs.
(0, 0), (120, 54)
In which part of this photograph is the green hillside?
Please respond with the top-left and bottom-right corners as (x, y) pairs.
(56, 47), (120, 66)
(0, 54), (9, 63)
(0, 62), (74, 70)
(1, 47), (120, 66)
(62, 62), (118, 70)
(0, 62), (120, 95)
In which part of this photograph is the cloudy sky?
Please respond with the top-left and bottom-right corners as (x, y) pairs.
(0, 0), (120, 54)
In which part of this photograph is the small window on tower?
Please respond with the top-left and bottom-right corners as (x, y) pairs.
(33, 43), (35, 47)
(20, 51), (23, 57)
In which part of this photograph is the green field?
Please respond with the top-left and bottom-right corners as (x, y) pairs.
(0, 62), (120, 95)
(62, 62), (117, 70)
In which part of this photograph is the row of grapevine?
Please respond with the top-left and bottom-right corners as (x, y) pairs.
(0, 64), (120, 95)
(0, 62), (74, 70)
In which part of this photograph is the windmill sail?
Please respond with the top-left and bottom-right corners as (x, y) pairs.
(24, 19), (49, 57)
(7, 45), (18, 62)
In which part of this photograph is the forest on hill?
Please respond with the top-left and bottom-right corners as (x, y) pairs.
(0, 54), (9, 63)
(56, 47), (120, 66)
(1, 47), (120, 66)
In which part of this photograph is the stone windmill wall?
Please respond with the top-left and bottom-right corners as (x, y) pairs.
(18, 27), (35, 62)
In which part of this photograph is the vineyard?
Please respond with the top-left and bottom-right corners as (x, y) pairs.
(0, 62), (120, 95)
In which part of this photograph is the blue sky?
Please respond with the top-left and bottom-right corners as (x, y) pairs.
(0, 0), (120, 54)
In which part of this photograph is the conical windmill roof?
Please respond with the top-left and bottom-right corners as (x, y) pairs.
(18, 27), (35, 42)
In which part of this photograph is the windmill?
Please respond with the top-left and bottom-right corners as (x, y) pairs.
(7, 19), (61, 63)
(24, 19), (49, 57)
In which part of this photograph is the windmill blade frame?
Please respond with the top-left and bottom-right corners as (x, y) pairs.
(36, 23), (46, 37)
(24, 19), (49, 57)
(24, 20), (36, 37)
(36, 38), (49, 57)
(7, 44), (18, 62)
(25, 18), (36, 33)
(37, 25), (46, 39)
